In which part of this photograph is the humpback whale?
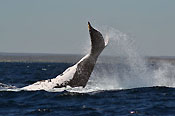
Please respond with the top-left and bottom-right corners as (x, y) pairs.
(22, 22), (108, 91)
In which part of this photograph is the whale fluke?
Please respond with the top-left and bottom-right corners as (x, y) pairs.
(22, 22), (108, 90)
(88, 22), (106, 57)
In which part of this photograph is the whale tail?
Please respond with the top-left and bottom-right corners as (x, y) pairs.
(88, 22), (108, 57)
(22, 22), (108, 90)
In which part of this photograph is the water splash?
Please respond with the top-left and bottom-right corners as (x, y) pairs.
(85, 27), (175, 91)
(152, 62), (175, 87)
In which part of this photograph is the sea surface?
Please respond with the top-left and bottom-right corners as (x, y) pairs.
(1, 27), (175, 116)
(0, 62), (175, 116)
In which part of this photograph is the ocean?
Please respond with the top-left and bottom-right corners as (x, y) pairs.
(0, 61), (175, 116)
(0, 28), (175, 116)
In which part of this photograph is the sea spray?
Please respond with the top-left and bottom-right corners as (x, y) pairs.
(87, 27), (175, 91)
(153, 62), (175, 87)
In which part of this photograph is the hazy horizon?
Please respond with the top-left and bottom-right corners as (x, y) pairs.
(0, 0), (175, 56)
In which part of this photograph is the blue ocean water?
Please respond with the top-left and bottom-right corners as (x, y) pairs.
(0, 62), (175, 116)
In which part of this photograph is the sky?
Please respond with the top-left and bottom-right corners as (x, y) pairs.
(0, 0), (175, 56)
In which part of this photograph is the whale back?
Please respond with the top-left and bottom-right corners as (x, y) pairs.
(64, 55), (96, 87)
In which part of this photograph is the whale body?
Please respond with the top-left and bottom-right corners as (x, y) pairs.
(22, 22), (108, 91)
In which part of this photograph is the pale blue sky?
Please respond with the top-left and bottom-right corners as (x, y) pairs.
(0, 0), (175, 56)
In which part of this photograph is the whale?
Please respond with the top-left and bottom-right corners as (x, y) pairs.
(22, 22), (108, 91)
